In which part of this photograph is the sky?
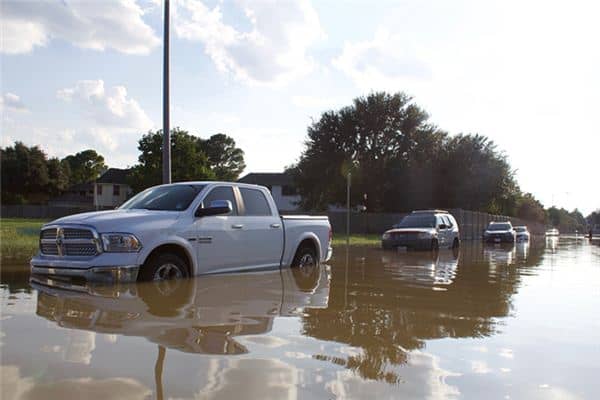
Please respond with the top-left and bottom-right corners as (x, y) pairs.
(1, 0), (598, 214)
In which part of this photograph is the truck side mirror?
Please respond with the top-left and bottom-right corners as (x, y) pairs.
(195, 200), (232, 217)
(438, 224), (447, 230)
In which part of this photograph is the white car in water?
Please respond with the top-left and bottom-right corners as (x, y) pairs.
(381, 210), (460, 251)
(514, 226), (530, 242)
(31, 182), (332, 284)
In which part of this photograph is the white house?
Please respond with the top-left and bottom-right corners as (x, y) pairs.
(94, 168), (132, 208)
(237, 173), (300, 212)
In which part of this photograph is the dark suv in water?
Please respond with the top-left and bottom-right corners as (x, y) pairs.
(381, 210), (460, 251)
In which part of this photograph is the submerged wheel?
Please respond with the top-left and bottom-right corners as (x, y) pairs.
(292, 244), (318, 269)
(138, 253), (189, 282)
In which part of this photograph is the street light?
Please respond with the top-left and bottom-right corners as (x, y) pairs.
(162, 0), (171, 184)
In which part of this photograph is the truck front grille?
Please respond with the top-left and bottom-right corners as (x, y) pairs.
(40, 226), (101, 257)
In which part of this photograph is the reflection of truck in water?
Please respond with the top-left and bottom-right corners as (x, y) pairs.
(32, 265), (330, 354)
(31, 182), (332, 284)
(380, 248), (460, 287)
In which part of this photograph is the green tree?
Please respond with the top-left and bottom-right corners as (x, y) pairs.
(290, 92), (444, 211)
(515, 193), (545, 223)
(128, 128), (216, 193)
(289, 92), (520, 213)
(63, 150), (106, 185)
(199, 133), (246, 181)
(1, 142), (50, 203)
(46, 157), (71, 196)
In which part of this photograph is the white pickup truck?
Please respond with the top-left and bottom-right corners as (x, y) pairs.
(30, 182), (332, 284)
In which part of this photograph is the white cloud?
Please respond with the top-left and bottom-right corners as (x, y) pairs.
(291, 95), (348, 110)
(0, 0), (160, 55)
(0, 93), (28, 112)
(333, 28), (431, 91)
(57, 80), (153, 130)
(174, 0), (325, 85)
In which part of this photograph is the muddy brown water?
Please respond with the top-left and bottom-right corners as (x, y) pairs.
(1, 237), (599, 399)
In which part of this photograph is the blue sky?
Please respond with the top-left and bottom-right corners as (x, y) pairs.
(1, 0), (598, 214)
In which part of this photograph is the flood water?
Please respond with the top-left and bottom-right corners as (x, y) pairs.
(1, 237), (599, 399)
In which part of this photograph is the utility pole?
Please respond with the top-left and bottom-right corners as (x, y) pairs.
(162, 0), (171, 184)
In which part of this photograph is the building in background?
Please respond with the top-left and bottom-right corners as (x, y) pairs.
(94, 168), (132, 209)
(237, 173), (300, 212)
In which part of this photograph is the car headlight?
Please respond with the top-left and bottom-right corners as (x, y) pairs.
(101, 233), (142, 252)
(382, 232), (391, 240)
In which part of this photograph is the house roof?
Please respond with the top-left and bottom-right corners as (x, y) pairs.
(96, 168), (130, 184)
(237, 172), (294, 186)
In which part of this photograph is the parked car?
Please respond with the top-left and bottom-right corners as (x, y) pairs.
(514, 226), (530, 242)
(545, 228), (560, 237)
(30, 182), (333, 284)
(381, 210), (460, 251)
(483, 221), (516, 243)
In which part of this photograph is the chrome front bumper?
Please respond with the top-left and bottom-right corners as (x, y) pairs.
(30, 264), (140, 284)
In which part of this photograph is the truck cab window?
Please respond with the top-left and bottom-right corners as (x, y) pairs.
(201, 186), (238, 215)
(240, 188), (271, 216)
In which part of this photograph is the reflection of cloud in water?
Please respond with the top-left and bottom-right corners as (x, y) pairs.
(325, 350), (461, 400)
(198, 358), (299, 400)
(1, 365), (151, 400)
(64, 331), (96, 365)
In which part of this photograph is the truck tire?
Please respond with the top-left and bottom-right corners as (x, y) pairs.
(292, 244), (318, 269)
(139, 253), (189, 282)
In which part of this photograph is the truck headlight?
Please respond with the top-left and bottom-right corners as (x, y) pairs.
(101, 233), (142, 252)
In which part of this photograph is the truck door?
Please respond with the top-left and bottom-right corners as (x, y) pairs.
(237, 187), (285, 269)
(194, 186), (245, 273)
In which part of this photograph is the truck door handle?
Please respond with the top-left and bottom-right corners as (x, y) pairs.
(231, 224), (244, 229)
(270, 223), (281, 229)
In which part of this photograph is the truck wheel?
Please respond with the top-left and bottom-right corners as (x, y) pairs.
(139, 253), (189, 282)
(292, 245), (318, 269)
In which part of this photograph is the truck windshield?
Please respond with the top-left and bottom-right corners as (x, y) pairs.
(397, 214), (436, 228)
(119, 185), (205, 211)
(488, 223), (511, 231)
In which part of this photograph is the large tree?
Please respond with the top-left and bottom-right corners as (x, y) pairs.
(290, 92), (521, 213)
(437, 134), (519, 215)
(1, 142), (50, 203)
(128, 128), (213, 193)
(200, 133), (246, 181)
(290, 92), (444, 211)
(63, 149), (106, 185)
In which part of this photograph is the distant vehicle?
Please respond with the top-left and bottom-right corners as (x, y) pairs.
(514, 226), (530, 242)
(545, 228), (560, 237)
(381, 210), (460, 251)
(483, 221), (516, 243)
(30, 182), (332, 284)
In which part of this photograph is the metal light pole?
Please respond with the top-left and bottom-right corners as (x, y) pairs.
(162, 0), (171, 184)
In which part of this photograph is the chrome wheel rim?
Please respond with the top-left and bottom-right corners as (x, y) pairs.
(298, 253), (316, 268)
(153, 263), (183, 281)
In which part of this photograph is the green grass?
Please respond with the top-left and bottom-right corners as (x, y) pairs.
(1, 218), (49, 259)
(332, 234), (381, 247)
(0, 218), (381, 261)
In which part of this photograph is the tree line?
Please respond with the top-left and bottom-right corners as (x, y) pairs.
(287, 91), (597, 227)
(0, 130), (245, 204)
